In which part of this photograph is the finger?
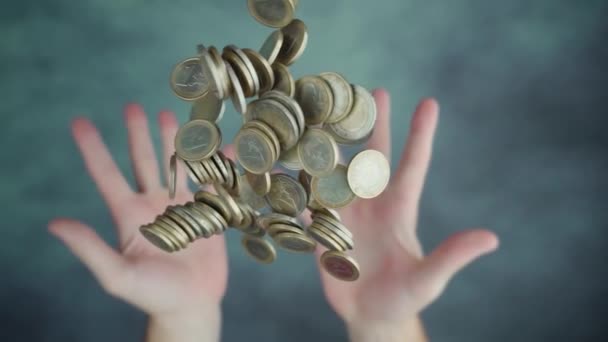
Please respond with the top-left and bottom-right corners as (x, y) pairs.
(221, 144), (236, 160)
(391, 99), (439, 217)
(366, 89), (391, 159)
(417, 229), (498, 291)
(72, 117), (133, 213)
(126, 104), (160, 192)
(159, 110), (187, 191)
(49, 218), (128, 297)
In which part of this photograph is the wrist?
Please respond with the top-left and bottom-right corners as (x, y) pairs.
(146, 305), (222, 342)
(346, 316), (427, 342)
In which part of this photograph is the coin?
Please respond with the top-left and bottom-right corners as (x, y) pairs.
(194, 191), (233, 225)
(200, 49), (225, 99)
(235, 127), (276, 174)
(225, 63), (247, 115)
(257, 212), (300, 229)
(189, 92), (225, 122)
(207, 46), (231, 98)
(295, 76), (334, 125)
(266, 223), (303, 237)
(259, 30), (284, 64)
(243, 120), (281, 159)
(224, 45), (260, 96)
(246, 171), (271, 196)
(247, 0), (295, 28)
(347, 149), (390, 199)
(266, 174), (307, 217)
(241, 235), (277, 264)
(308, 223), (345, 251)
(312, 218), (353, 250)
(140, 225), (175, 253)
(298, 128), (339, 177)
(277, 19), (308, 66)
(237, 174), (268, 211)
(271, 63), (295, 97)
(154, 219), (190, 247)
(214, 184), (245, 225)
(321, 250), (360, 281)
(320, 72), (353, 123)
(274, 232), (317, 253)
(169, 154), (177, 199)
(223, 49), (256, 98)
(311, 165), (356, 209)
(170, 57), (209, 101)
(243, 48), (275, 94)
(262, 90), (304, 136)
(278, 144), (303, 170)
(245, 98), (300, 150)
(175, 120), (221, 161)
(325, 85), (377, 144)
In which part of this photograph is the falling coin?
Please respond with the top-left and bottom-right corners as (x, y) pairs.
(347, 149), (390, 199)
(175, 120), (222, 161)
(321, 250), (360, 281)
(170, 57), (209, 101)
(311, 165), (356, 209)
(241, 235), (277, 264)
(169, 154), (177, 199)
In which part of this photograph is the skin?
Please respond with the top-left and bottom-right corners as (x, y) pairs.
(49, 90), (499, 342)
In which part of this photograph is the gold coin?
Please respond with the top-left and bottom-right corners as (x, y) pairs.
(207, 46), (231, 98)
(194, 191), (233, 225)
(311, 207), (341, 220)
(235, 127), (277, 174)
(277, 19), (308, 66)
(278, 144), (303, 171)
(266, 173), (308, 217)
(312, 217), (353, 250)
(170, 57), (209, 101)
(172, 205), (206, 239)
(275, 232), (317, 253)
(164, 209), (200, 240)
(190, 160), (212, 185)
(222, 154), (237, 190)
(225, 45), (260, 96)
(191, 202), (226, 235)
(214, 184), (245, 226)
(261, 90), (305, 136)
(224, 62), (247, 115)
(156, 214), (198, 242)
(247, 0), (295, 28)
(311, 165), (356, 209)
(199, 49), (225, 99)
(241, 235), (277, 264)
(320, 72), (353, 123)
(175, 120), (221, 161)
(257, 212), (300, 229)
(298, 128), (339, 177)
(295, 76), (334, 125)
(199, 159), (220, 184)
(347, 149), (390, 199)
(148, 223), (183, 250)
(154, 218), (190, 247)
(245, 98), (300, 150)
(190, 92), (225, 122)
(246, 171), (271, 196)
(321, 250), (360, 281)
(185, 203), (217, 237)
(243, 48), (275, 94)
(243, 120), (281, 159)
(140, 225), (176, 253)
(211, 153), (230, 186)
(307, 223), (345, 251)
(267, 223), (303, 237)
(271, 63), (294, 97)
(325, 85), (377, 144)
(237, 173), (268, 211)
(169, 154), (177, 199)
(223, 49), (256, 98)
(259, 30), (284, 64)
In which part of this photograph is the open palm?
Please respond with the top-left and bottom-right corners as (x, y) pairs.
(318, 90), (499, 328)
(49, 105), (227, 317)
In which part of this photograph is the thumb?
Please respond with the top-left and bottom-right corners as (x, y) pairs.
(417, 228), (499, 292)
(49, 218), (127, 295)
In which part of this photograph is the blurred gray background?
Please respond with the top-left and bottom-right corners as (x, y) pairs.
(1, 0), (607, 341)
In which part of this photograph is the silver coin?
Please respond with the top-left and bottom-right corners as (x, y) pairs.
(260, 30), (284, 64)
(265, 174), (307, 217)
(320, 72), (353, 124)
(190, 92), (225, 122)
(325, 85), (377, 144)
(170, 57), (209, 101)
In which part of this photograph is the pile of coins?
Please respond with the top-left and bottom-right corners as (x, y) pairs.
(139, 0), (391, 282)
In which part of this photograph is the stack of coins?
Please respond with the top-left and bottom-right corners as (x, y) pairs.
(139, 0), (392, 282)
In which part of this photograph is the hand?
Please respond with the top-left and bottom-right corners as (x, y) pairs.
(49, 105), (226, 342)
(317, 90), (499, 341)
